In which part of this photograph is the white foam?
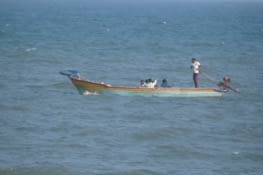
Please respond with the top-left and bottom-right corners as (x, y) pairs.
(83, 91), (98, 95)
(233, 151), (239, 155)
(25, 48), (37, 52)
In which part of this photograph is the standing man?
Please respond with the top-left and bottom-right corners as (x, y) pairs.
(190, 58), (201, 88)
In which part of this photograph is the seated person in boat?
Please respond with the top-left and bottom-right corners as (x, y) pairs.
(217, 76), (231, 90)
(160, 79), (171, 87)
(140, 79), (158, 88)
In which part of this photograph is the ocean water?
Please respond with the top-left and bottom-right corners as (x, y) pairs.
(0, 0), (263, 174)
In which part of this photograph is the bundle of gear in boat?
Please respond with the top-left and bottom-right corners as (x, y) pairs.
(140, 78), (171, 88)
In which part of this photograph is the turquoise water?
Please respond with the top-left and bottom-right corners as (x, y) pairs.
(1, 0), (263, 174)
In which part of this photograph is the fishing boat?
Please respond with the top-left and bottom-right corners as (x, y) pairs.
(60, 70), (226, 97)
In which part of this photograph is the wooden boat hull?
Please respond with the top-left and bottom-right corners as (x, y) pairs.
(68, 76), (224, 97)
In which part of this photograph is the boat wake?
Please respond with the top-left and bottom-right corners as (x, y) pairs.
(25, 47), (37, 52)
(83, 91), (99, 96)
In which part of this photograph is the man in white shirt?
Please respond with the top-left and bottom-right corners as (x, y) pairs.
(191, 58), (201, 88)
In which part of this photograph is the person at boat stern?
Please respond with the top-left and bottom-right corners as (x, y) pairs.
(190, 58), (201, 88)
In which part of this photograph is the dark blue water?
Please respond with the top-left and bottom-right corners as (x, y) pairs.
(1, 0), (263, 174)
